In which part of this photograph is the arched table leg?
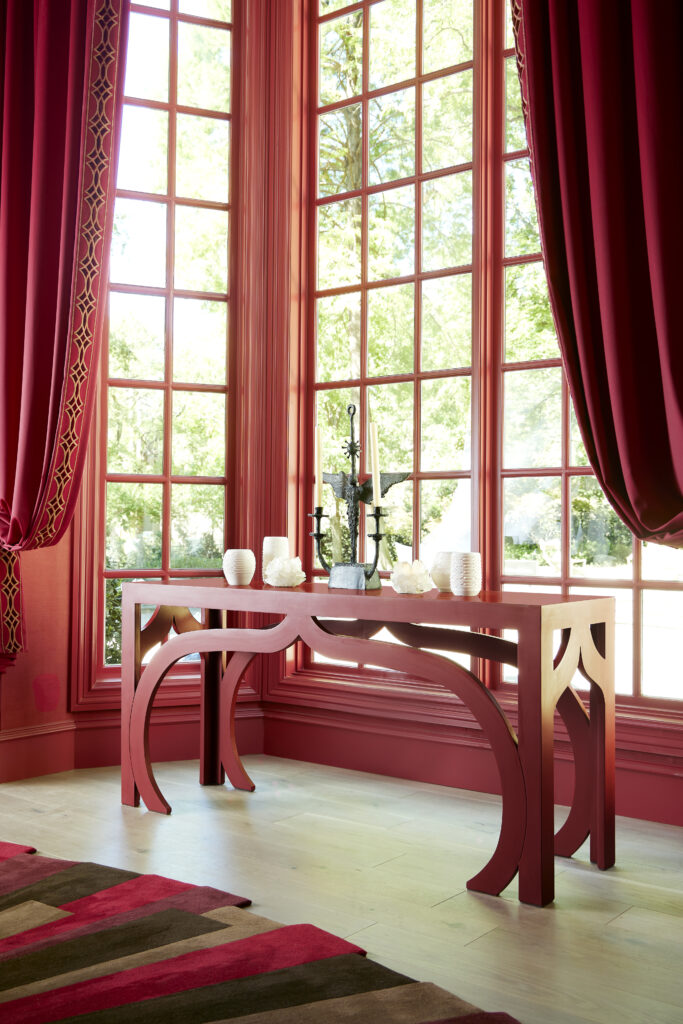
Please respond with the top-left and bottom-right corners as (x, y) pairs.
(219, 651), (258, 792)
(298, 616), (526, 898)
(554, 686), (591, 857)
(129, 618), (301, 814)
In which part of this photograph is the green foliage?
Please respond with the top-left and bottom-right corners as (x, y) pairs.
(105, 578), (123, 665)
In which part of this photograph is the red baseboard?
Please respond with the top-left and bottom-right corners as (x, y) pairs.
(262, 706), (683, 827)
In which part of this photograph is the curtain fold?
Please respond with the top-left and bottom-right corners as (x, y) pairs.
(0, 0), (128, 658)
(513, 0), (683, 545)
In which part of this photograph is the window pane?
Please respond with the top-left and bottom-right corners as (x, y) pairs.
(319, 104), (362, 196)
(373, 479), (413, 565)
(503, 476), (562, 577)
(175, 206), (228, 292)
(503, 367), (562, 469)
(505, 0), (514, 48)
(125, 13), (169, 102)
(316, 292), (361, 382)
(367, 382), (414, 472)
(318, 197), (362, 288)
(107, 388), (164, 474)
(109, 293), (165, 381)
(117, 107), (168, 194)
(170, 484), (224, 568)
(369, 88), (415, 185)
(368, 185), (415, 281)
(369, 0), (415, 91)
(420, 478), (471, 563)
(421, 274), (471, 371)
(104, 577), (124, 665)
(504, 262), (558, 362)
(178, 22), (230, 112)
(642, 590), (683, 699)
(320, 0), (350, 13)
(422, 171), (472, 271)
(569, 587), (633, 696)
(106, 483), (163, 569)
(367, 283), (414, 377)
(423, 71), (473, 171)
(570, 403), (590, 466)
(173, 298), (227, 384)
(316, 387), (361, 474)
(172, 392), (226, 476)
(179, 0), (231, 18)
(421, 376), (471, 472)
(110, 199), (166, 287)
(505, 56), (526, 153)
(642, 542), (683, 582)
(423, 0), (473, 73)
(319, 10), (363, 106)
(505, 157), (540, 256)
(176, 114), (229, 202)
(570, 476), (633, 579)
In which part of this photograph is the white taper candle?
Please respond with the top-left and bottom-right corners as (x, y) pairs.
(370, 422), (381, 508)
(315, 426), (323, 508)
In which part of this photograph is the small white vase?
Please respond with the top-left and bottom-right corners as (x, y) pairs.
(430, 551), (454, 591)
(222, 548), (256, 586)
(262, 536), (289, 582)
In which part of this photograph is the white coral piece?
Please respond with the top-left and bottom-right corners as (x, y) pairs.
(263, 555), (306, 587)
(390, 559), (434, 594)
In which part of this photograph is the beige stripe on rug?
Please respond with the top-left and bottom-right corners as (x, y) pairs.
(210, 980), (481, 1023)
(0, 901), (70, 939)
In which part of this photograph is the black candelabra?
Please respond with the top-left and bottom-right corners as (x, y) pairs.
(309, 404), (408, 590)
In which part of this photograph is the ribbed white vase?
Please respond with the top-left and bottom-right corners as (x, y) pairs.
(222, 548), (256, 586)
(450, 551), (482, 596)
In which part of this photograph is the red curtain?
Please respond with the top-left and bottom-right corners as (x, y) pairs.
(513, 0), (683, 545)
(0, 0), (128, 662)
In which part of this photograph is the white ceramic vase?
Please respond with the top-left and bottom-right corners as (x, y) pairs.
(262, 536), (289, 582)
(222, 548), (256, 586)
(450, 551), (482, 597)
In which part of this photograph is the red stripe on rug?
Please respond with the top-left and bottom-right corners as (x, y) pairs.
(2, 924), (365, 1023)
(0, 842), (36, 861)
(0, 856), (78, 895)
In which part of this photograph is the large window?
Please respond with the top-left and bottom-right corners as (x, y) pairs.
(102, 0), (233, 665)
(310, 0), (683, 703)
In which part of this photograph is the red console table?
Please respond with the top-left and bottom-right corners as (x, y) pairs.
(120, 579), (615, 907)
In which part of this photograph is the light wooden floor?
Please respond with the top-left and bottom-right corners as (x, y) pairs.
(1, 755), (682, 1023)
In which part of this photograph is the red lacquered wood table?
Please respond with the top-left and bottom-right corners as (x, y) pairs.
(120, 579), (615, 907)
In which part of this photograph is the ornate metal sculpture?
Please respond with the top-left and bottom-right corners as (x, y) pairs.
(310, 404), (408, 589)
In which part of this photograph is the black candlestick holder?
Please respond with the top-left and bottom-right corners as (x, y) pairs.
(309, 405), (407, 590)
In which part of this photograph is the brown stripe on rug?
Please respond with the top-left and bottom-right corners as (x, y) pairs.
(0, 908), (227, 994)
(0, 910), (284, 1004)
(209, 980), (483, 1023)
(0, 862), (139, 913)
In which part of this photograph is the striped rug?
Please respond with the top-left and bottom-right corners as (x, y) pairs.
(0, 840), (519, 1023)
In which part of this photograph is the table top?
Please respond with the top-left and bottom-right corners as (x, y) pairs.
(122, 578), (614, 631)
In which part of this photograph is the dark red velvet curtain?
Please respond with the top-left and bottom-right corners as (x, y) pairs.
(514, 0), (683, 545)
(0, 0), (128, 661)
